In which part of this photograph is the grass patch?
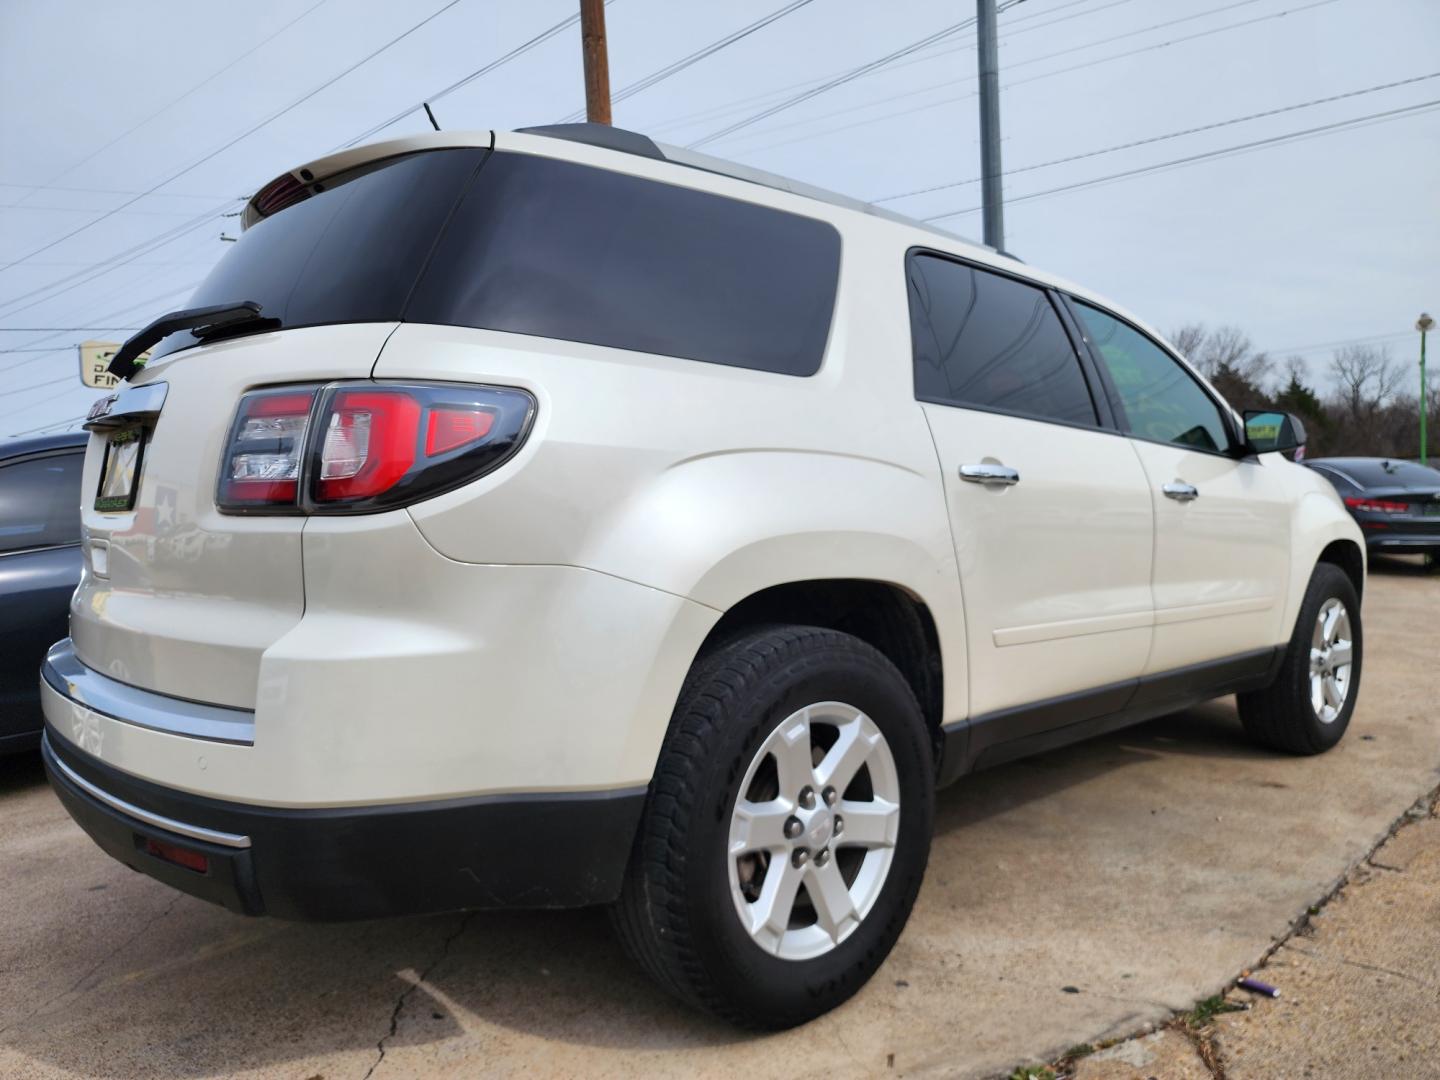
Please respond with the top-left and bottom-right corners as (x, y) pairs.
(1185, 993), (1246, 1028)
(1007, 1068), (1056, 1080)
(1063, 1043), (1095, 1058)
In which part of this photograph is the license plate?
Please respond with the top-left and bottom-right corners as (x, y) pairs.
(95, 428), (146, 512)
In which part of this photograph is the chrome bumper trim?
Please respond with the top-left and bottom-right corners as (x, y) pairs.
(47, 746), (252, 849)
(42, 639), (255, 746)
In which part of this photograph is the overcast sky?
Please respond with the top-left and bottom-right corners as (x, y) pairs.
(2, 0), (1437, 437)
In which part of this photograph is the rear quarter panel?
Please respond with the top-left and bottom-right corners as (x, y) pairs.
(375, 212), (971, 725)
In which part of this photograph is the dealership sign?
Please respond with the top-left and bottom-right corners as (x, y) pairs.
(78, 341), (149, 389)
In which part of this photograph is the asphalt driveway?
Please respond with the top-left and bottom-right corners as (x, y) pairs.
(2, 558), (1436, 1080)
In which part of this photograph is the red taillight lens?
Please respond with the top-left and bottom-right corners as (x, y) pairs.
(217, 381), (534, 515)
(1344, 497), (1407, 514)
(252, 172), (311, 218)
(425, 405), (495, 456)
(315, 390), (421, 502)
(217, 388), (317, 510)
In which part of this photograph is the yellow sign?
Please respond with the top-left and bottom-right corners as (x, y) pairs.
(78, 341), (149, 389)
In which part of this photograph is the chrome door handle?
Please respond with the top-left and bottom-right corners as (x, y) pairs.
(1163, 482), (1199, 502)
(960, 463), (1020, 486)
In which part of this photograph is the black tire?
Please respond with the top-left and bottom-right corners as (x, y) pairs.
(611, 625), (934, 1029)
(1238, 562), (1363, 755)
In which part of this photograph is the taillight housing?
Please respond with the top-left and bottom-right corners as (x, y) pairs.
(217, 381), (534, 515)
(1343, 496), (1407, 514)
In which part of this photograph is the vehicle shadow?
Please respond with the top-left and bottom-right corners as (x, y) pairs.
(1368, 552), (1434, 576)
(933, 699), (1276, 835)
(0, 749), (46, 796)
(5, 701), (1274, 1078)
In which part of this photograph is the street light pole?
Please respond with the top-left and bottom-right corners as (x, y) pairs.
(579, 0), (612, 125)
(975, 0), (1005, 251)
(1419, 313), (1434, 466)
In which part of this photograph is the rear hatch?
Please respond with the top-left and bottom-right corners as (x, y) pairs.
(1363, 484), (1440, 534)
(72, 141), (490, 709)
(1334, 460), (1440, 538)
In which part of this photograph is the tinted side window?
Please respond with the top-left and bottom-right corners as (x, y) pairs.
(0, 453), (84, 553)
(907, 254), (1097, 426)
(1073, 301), (1230, 453)
(407, 152), (841, 376)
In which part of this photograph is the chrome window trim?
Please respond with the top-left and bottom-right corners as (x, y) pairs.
(47, 748), (252, 849)
(42, 639), (256, 746)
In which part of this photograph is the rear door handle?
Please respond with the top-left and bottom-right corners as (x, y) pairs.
(1163, 482), (1199, 502)
(960, 463), (1020, 486)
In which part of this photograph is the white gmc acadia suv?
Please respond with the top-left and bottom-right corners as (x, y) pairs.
(42, 123), (1365, 1028)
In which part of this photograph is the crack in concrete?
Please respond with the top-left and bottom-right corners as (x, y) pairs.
(0, 892), (181, 1040)
(1030, 780), (1440, 1080)
(1280, 943), (1432, 988)
(360, 911), (475, 1080)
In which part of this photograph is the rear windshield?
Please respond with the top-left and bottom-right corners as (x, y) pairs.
(1322, 459), (1440, 488)
(158, 149), (841, 376)
(153, 149), (486, 360)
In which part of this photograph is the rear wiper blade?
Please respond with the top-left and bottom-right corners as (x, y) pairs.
(107, 301), (271, 379)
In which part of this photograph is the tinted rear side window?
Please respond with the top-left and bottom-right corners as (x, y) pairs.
(0, 453), (84, 553)
(154, 149), (486, 359)
(407, 152), (841, 376)
(907, 253), (1097, 425)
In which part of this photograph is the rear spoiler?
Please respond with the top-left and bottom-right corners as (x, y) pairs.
(241, 130), (494, 230)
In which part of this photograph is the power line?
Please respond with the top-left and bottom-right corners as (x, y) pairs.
(1270, 330), (1416, 356)
(0, 326), (141, 332)
(0, 183), (235, 201)
(1, 281), (202, 372)
(0, 202), (226, 218)
(0, 203), (230, 316)
(687, 17), (984, 149)
(557, 0), (819, 124)
(5, 413), (89, 437)
(0, 374), (78, 400)
(644, 0), (1104, 137)
(16, 0), (330, 205)
(877, 71), (1439, 203)
(924, 97), (1440, 221)
(341, 6), (590, 149)
(726, 0), (1338, 156)
(0, 0), (465, 272)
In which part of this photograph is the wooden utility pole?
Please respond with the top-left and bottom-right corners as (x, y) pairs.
(580, 0), (612, 125)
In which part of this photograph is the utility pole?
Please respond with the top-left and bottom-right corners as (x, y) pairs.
(1419, 312), (1434, 465)
(579, 0), (612, 125)
(975, 0), (1004, 251)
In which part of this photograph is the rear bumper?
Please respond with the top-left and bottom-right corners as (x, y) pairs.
(43, 727), (645, 920)
(1363, 532), (1440, 551)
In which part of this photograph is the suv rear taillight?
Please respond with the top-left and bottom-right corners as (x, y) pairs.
(1344, 496), (1407, 514)
(218, 388), (318, 510)
(217, 381), (534, 515)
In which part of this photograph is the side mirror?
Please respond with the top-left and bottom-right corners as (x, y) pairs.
(1243, 409), (1306, 455)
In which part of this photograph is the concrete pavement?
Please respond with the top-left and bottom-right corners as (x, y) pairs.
(1, 558), (1436, 1080)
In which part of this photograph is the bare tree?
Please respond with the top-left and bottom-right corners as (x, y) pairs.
(1330, 345), (1400, 418)
(1168, 323), (1207, 362)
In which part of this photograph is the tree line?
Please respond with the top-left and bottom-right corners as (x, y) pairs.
(1170, 324), (1434, 460)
